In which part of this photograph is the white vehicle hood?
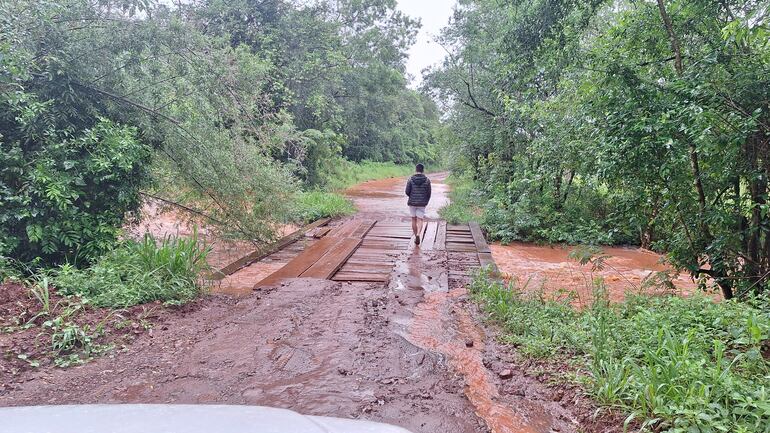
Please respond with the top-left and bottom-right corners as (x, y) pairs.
(0, 404), (413, 433)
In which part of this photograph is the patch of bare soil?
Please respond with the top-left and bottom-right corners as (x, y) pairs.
(0, 282), (190, 390)
(0, 279), (483, 432)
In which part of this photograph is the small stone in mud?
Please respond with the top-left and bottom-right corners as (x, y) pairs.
(465, 339), (474, 348)
(337, 367), (349, 375)
(417, 353), (426, 365)
(498, 369), (513, 379)
(552, 389), (565, 401)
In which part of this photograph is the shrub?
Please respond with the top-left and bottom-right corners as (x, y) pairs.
(53, 232), (210, 308)
(0, 114), (150, 266)
(438, 174), (483, 224)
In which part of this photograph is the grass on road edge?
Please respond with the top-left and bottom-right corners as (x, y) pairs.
(469, 270), (770, 433)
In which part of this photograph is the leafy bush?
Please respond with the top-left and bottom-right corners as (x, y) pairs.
(0, 115), (150, 265)
(293, 191), (356, 223)
(53, 233), (210, 308)
(470, 272), (770, 432)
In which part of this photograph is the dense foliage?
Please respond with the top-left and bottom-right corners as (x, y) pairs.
(470, 272), (770, 433)
(1, 0), (441, 267)
(427, 0), (770, 298)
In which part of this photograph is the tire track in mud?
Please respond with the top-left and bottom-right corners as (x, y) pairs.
(389, 247), (577, 433)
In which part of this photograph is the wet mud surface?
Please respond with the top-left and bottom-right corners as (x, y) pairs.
(345, 172), (450, 219)
(2, 172), (630, 433)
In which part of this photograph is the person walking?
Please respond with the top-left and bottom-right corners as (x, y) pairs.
(405, 163), (431, 245)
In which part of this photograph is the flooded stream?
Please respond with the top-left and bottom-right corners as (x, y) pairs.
(491, 242), (700, 307)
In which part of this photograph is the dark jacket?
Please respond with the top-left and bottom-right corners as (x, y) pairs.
(405, 173), (431, 207)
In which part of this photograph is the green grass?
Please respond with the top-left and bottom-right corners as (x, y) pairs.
(293, 190), (356, 223)
(469, 272), (770, 433)
(325, 160), (415, 191)
(52, 232), (211, 308)
(439, 173), (482, 224)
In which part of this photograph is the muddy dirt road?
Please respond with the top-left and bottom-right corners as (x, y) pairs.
(1, 173), (616, 433)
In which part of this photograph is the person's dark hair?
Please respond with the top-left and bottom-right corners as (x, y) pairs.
(415, 163), (424, 173)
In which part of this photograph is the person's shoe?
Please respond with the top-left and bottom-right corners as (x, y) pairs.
(415, 235), (421, 245)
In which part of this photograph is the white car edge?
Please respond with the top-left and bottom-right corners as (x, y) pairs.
(0, 404), (414, 433)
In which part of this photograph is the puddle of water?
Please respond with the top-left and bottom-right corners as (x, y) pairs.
(491, 242), (701, 307)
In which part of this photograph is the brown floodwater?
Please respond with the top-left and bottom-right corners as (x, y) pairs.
(127, 199), (298, 295)
(491, 242), (701, 307)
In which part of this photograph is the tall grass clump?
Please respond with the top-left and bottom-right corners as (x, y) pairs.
(439, 174), (483, 224)
(294, 191), (356, 223)
(53, 232), (211, 308)
(469, 271), (770, 433)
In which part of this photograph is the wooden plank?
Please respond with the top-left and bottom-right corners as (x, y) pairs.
(367, 233), (412, 239)
(313, 227), (332, 239)
(435, 221), (447, 251)
(421, 221), (438, 250)
(446, 243), (478, 252)
(447, 224), (469, 230)
(301, 238), (362, 279)
(349, 259), (397, 264)
(469, 222), (491, 253)
(255, 236), (343, 287)
(350, 219), (377, 238)
(329, 220), (360, 237)
(339, 263), (393, 272)
(478, 252), (499, 275)
(332, 273), (389, 282)
(211, 218), (330, 279)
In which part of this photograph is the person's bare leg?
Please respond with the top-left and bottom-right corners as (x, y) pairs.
(417, 217), (424, 239)
(412, 217), (419, 237)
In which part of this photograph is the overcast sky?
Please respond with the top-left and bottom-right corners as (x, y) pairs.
(397, 0), (456, 87)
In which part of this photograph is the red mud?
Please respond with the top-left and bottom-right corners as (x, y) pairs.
(492, 242), (702, 307)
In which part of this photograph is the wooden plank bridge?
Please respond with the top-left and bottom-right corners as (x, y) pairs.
(254, 218), (497, 288)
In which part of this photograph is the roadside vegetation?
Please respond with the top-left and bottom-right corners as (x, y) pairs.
(294, 191), (357, 223)
(427, 0), (770, 299)
(325, 160), (416, 191)
(470, 269), (770, 433)
(1, 0), (440, 371)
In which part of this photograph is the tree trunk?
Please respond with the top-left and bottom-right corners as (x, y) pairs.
(562, 169), (576, 205)
(656, 0), (683, 75)
(553, 170), (563, 211)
